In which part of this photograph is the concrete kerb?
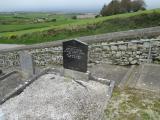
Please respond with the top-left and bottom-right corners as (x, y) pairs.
(63, 69), (115, 93)
(118, 65), (137, 88)
(0, 71), (19, 81)
(88, 72), (115, 97)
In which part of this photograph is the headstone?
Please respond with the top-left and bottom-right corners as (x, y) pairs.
(63, 40), (89, 80)
(63, 40), (88, 73)
(19, 51), (34, 78)
(0, 70), (2, 75)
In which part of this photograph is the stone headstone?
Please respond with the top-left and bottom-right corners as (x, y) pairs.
(63, 40), (88, 73)
(19, 51), (34, 78)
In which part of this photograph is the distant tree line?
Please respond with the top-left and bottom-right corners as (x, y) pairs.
(100, 0), (146, 16)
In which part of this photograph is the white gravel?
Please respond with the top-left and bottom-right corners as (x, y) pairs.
(0, 73), (110, 120)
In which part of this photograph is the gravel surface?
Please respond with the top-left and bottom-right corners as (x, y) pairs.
(0, 73), (110, 120)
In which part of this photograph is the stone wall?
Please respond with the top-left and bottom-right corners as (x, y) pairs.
(0, 46), (63, 69)
(0, 39), (160, 69)
(89, 39), (160, 65)
(0, 27), (160, 69)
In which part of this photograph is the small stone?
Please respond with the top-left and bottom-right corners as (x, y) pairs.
(130, 60), (138, 64)
(119, 45), (127, 50)
(128, 44), (137, 50)
(136, 55), (140, 58)
(121, 51), (125, 55)
(103, 46), (110, 50)
(111, 46), (117, 51)
(112, 51), (116, 54)
(128, 52), (132, 55)
(95, 48), (102, 52)
(137, 51), (141, 55)
(116, 52), (121, 57)
(143, 42), (150, 48)
(129, 57), (133, 62)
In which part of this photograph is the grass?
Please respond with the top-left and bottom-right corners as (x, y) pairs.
(0, 9), (160, 44)
(105, 87), (160, 120)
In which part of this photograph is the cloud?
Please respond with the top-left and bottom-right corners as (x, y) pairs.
(0, 0), (159, 12)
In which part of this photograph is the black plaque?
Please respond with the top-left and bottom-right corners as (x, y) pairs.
(63, 40), (88, 72)
(0, 70), (2, 75)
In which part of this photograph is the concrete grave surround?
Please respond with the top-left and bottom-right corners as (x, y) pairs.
(0, 73), (112, 120)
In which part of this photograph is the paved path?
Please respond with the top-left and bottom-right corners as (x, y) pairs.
(89, 63), (160, 92)
(135, 64), (160, 91)
(119, 64), (160, 92)
(0, 44), (25, 50)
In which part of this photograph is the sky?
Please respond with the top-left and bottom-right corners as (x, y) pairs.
(0, 0), (160, 12)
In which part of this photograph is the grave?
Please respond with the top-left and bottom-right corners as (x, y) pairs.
(62, 39), (114, 92)
(19, 51), (35, 78)
(63, 39), (89, 80)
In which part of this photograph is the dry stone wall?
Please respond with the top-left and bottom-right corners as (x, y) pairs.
(0, 39), (160, 69)
(0, 27), (160, 69)
(0, 46), (63, 69)
(89, 39), (160, 65)
(0, 52), (19, 68)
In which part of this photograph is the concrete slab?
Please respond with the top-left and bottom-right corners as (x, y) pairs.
(89, 63), (130, 85)
(136, 64), (160, 92)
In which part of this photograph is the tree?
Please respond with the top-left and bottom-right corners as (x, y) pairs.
(100, 4), (108, 16)
(100, 0), (121, 16)
(100, 0), (146, 16)
(120, 0), (132, 13)
(132, 0), (146, 12)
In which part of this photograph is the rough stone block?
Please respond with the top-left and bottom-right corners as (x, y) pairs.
(103, 46), (110, 50)
(129, 57), (134, 62)
(128, 43), (137, 50)
(116, 52), (121, 57)
(143, 42), (150, 48)
(111, 46), (117, 51)
(130, 60), (138, 64)
(119, 45), (127, 50)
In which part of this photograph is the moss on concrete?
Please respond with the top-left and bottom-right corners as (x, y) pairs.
(105, 87), (160, 120)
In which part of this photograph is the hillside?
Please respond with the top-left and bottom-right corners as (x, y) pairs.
(0, 9), (160, 44)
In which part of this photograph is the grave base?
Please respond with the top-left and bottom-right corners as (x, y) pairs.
(63, 69), (90, 81)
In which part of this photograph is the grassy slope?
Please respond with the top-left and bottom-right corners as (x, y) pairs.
(0, 9), (160, 44)
(1, 9), (159, 36)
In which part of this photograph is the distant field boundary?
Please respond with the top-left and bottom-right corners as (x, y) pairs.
(0, 26), (160, 53)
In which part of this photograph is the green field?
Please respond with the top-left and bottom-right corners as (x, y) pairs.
(0, 9), (160, 44)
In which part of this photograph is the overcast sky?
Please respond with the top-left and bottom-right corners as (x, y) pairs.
(0, 0), (160, 12)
